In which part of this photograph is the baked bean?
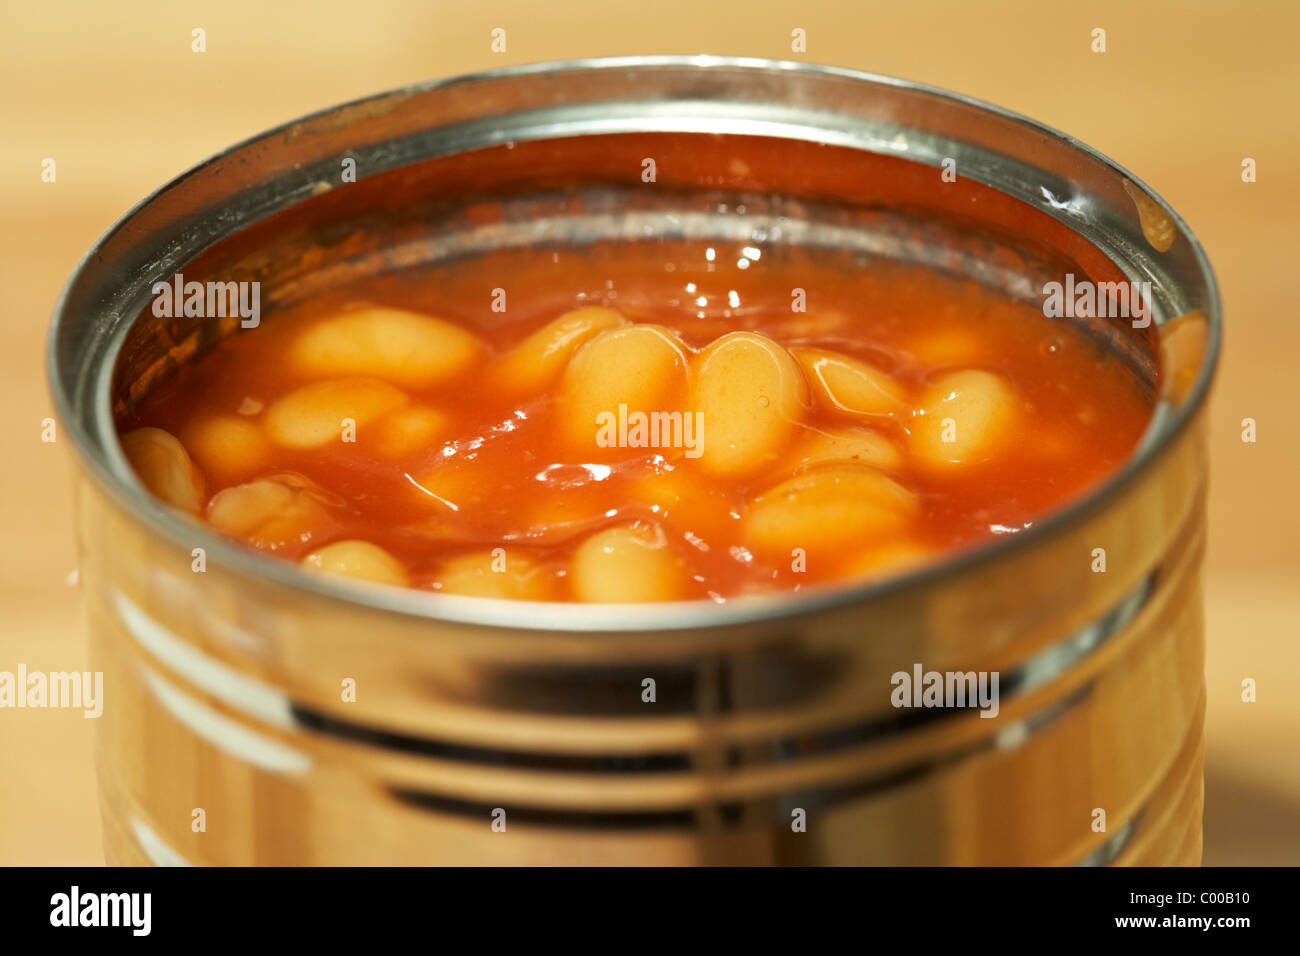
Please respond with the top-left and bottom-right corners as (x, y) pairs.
(120, 427), (205, 514)
(289, 306), (482, 388)
(793, 424), (902, 472)
(264, 378), (409, 450)
(743, 464), (917, 561)
(434, 549), (555, 599)
(369, 406), (451, 459)
(206, 473), (341, 552)
(571, 522), (684, 602)
(180, 416), (272, 487)
(910, 369), (1017, 467)
(555, 325), (688, 453)
(489, 307), (628, 394)
(301, 539), (409, 587)
(840, 541), (936, 581)
(691, 332), (809, 477)
(792, 347), (906, 417)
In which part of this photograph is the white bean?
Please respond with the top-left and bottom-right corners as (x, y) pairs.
(180, 416), (272, 487)
(792, 347), (906, 417)
(909, 369), (1017, 467)
(264, 378), (409, 449)
(690, 332), (808, 478)
(369, 405), (451, 459)
(555, 325), (688, 454)
(743, 464), (917, 561)
(120, 427), (205, 514)
(570, 522), (685, 602)
(301, 540), (409, 587)
(435, 549), (554, 599)
(289, 306), (482, 388)
(489, 307), (627, 395)
(207, 473), (341, 551)
(793, 424), (903, 472)
(840, 541), (935, 581)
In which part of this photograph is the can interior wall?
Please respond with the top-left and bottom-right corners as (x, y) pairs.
(49, 59), (1220, 865)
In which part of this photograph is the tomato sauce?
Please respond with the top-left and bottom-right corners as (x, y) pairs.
(121, 239), (1155, 602)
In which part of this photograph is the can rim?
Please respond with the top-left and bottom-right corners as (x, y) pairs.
(47, 55), (1222, 633)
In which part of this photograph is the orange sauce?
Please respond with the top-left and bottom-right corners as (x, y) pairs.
(122, 240), (1155, 602)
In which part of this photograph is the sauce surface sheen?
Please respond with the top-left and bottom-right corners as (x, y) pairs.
(122, 241), (1155, 602)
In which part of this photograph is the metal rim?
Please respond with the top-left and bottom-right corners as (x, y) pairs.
(47, 55), (1222, 633)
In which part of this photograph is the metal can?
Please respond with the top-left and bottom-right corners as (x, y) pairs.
(48, 57), (1220, 865)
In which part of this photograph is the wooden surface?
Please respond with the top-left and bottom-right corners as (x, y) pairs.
(2, 0), (1297, 864)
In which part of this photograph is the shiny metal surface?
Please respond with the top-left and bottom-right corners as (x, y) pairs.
(50, 57), (1219, 865)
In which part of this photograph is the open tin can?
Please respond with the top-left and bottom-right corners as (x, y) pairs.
(48, 57), (1220, 865)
